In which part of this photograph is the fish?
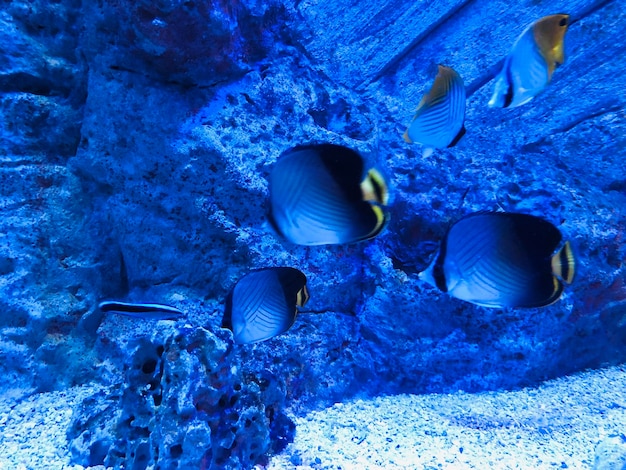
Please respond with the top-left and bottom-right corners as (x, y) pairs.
(222, 267), (310, 344)
(98, 301), (184, 320)
(268, 143), (389, 245)
(403, 65), (466, 157)
(489, 14), (569, 108)
(419, 212), (575, 308)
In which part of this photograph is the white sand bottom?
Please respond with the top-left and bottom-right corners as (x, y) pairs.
(268, 366), (626, 470)
(0, 385), (103, 470)
(1, 367), (625, 470)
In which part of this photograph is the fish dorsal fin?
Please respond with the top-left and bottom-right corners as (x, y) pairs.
(415, 94), (429, 112)
(533, 14), (569, 77)
(423, 65), (455, 108)
(551, 240), (575, 284)
(412, 65), (455, 116)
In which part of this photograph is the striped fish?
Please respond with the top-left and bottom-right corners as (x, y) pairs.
(222, 267), (310, 344)
(419, 212), (575, 308)
(489, 14), (569, 108)
(268, 143), (389, 245)
(403, 65), (466, 157)
(98, 301), (183, 320)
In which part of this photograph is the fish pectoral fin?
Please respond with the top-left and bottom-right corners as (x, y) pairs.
(422, 147), (435, 158)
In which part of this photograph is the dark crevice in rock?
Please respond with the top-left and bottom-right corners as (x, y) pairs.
(370, 0), (475, 84)
(0, 72), (57, 97)
(520, 102), (623, 153)
(300, 308), (356, 316)
(107, 64), (236, 90)
(569, 0), (618, 25)
(555, 104), (623, 135)
(605, 180), (626, 194)
(465, 58), (505, 98)
(465, 0), (620, 99)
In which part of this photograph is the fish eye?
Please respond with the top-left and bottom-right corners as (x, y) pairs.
(559, 17), (567, 27)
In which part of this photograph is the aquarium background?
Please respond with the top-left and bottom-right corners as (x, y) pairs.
(0, 0), (625, 468)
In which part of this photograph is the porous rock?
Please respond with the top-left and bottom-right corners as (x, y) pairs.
(593, 434), (626, 470)
(69, 324), (293, 469)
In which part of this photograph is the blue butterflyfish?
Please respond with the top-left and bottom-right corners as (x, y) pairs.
(489, 14), (569, 108)
(222, 267), (310, 344)
(419, 211), (575, 308)
(403, 65), (466, 157)
(268, 143), (389, 245)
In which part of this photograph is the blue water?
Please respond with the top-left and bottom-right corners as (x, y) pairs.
(0, 0), (624, 468)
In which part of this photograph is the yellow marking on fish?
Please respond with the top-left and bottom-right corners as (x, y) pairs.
(361, 169), (389, 206)
(552, 240), (575, 284)
(533, 14), (569, 78)
(297, 285), (310, 307)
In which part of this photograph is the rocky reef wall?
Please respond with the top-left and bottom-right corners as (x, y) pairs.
(0, 0), (624, 467)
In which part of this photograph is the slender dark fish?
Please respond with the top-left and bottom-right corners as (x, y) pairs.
(268, 143), (389, 245)
(403, 65), (466, 157)
(489, 14), (569, 108)
(222, 267), (310, 344)
(419, 212), (575, 308)
(98, 301), (184, 320)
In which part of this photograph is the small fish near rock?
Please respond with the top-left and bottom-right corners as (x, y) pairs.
(419, 211), (575, 308)
(403, 65), (467, 158)
(98, 301), (184, 321)
(489, 14), (570, 108)
(268, 143), (390, 245)
(222, 267), (310, 344)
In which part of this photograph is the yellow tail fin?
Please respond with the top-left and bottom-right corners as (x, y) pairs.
(551, 240), (575, 284)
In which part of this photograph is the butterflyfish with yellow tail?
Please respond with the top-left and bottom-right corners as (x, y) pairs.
(222, 267), (310, 344)
(419, 212), (575, 308)
(268, 143), (389, 245)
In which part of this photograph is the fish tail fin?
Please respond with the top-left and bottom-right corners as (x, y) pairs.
(361, 168), (389, 206)
(403, 129), (413, 144)
(296, 286), (310, 307)
(551, 241), (575, 284)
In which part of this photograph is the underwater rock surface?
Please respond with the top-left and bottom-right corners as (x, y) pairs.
(68, 325), (293, 468)
(0, 0), (625, 466)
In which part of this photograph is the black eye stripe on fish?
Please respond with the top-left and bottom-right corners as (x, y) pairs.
(364, 170), (387, 205)
(98, 301), (184, 320)
(419, 212), (575, 308)
(268, 143), (389, 246)
(222, 267), (310, 344)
